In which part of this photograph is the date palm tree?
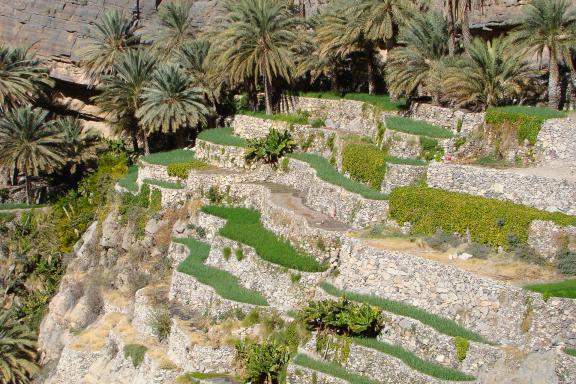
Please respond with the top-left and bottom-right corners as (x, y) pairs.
(442, 37), (531, 110)
(0, 107), (64, 204)
(147, 1), (196, 60)
(0, 310), (39, 384)
(176, 40), (220, 103)
(316, 0), (414, 95)
(137, 64), (209, 141)
(78, 10), (140, 86)
(0, 46), (54, 111)
(51, 117), (100, 173)
(208, 0), (301, 115)
(386, 11), (450, 101)
(513, 0), (576, 109)
(93, 49), (157, 153)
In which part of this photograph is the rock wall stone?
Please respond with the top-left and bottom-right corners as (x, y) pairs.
(383, 129), (422, 158)
(406, 102), (485, 135)
(335, 237), (576, 349)
(381, 163), (427, 193)
(535, 118), (576, 164)
(528, 220), (576, 262)
(427, 162), (576, 215)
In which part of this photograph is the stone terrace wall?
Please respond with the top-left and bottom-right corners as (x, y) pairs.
(335, 237), (576, 349)
(535, 118), (576, 164)
(232, 115), (288, 139)
(282, 96), (380, 138)
(381, 163), (427, 193)
(427, 162), (576, 215)
(406, 102), (485, 134)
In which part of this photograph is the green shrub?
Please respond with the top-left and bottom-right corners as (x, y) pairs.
(565, 348), (576, 357)
(124, 344), (148, 368)
(147, 306), (172, 342)
(464, 242), (492, 259)
(453, 337), (469, 362)
(389, 186), (576, 247)
(342, 143), (387, 189)
(235, 247), (244, 261)
(556, 249), (576, 275)
(235, 339), (291, 384)
(420, 137), (444, 161)
(298, 298), (384, 337)
(280, 157), (290, 172)
(311, 118), (326, 128)
(486, 106), (566, 145)
(245, 129), (297, 164)
(223, 246), (232, 260)
(167, 160), (210, 179)
(386, 116), (454, 138)
(299, 92), (406, 111)
(425, 229), (461, 251)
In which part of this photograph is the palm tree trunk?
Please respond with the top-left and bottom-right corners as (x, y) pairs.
(24, 167), (31, 205)
(263, 71), (273, 115)
(569, 70), (576, 111)
(330, 72), (338, 92)
(445, 1), (456, 56)
(142, 128), (150, 155)
(548, 47), (561, 109)
(367, 55), (376, 96)
(11, 164), (17, 186)
(461, 6), (472, 46)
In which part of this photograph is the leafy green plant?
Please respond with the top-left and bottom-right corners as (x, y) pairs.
(223, 246), (232, 261)
(311, 118), (326, 128)
(556, 249), (576, 276)
(235, 339), (291, 384)
(245, 129), (297, 164)
(280, 157), (290, 172)
(389, 186), (576, 247)
(453, 337), (469, 362)
(167, 160), (210, 179)
(342, 142), (387, 189)
(235, 247), (244, 261)
(124, 344), (148, 368)
(298, 298), (384, 337)
(0, 310), (39, 383)
(420, 136), (444, 161)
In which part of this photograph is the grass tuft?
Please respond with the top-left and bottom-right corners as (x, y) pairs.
(144, 179), (184, 190)
(292, 354), (379, 384)
(299, 92), (406, 111)
(385, 156), (427, 166)
(0, 203), (47, 210)
(123, 344), (147, 368)
(352, 337), (475, 381)
(565, 348), (576, 357)
(118, 165), (139, 193)
(175, 238), (269, 306)
(198, 127), (248, 147)
(525, 279), (576, 299)
(142, 149), (196, 165)
(200, 205), (327, 272)
(385, 116), (454, 138)
(288, 153), (388, 200)
(320, 283), (489, 343)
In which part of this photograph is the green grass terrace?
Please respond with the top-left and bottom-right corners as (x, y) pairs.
(141, 148), (197, 165)
(197, 127), (248, 147)
(201, 205), (327, 272)
(385, 116), (454, 138)
(288, 153), (388, 200)
(0, 203), (48, 210)
(174, 238), (268, 306)
(525, 279), (576, 299)
(299, 91), (407, 112)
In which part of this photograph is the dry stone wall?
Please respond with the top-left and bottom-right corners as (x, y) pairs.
(381, 163), (427, 193)
(535, 118), (576, 164)
(528, 220), (576, 262)
(427, 162), (576, 215)
(406, 102), (485, 135)
(335, 237), (576, 349)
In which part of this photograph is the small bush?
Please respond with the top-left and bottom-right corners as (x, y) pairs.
(147, 306), (172, 342)
(389, 186), (576, 247)
(311, 118), (325, 128)
(298, 298), (384, 337)
(245, 129), (297, 164)
(342, 143), (387, 189)
(556, 249), (576, 275)
(223, 247), (232, 261)
(464, 242), (491, 259)
(513, 244), (543, 265)
(280, 157), (290, 172)
(425, 229), (461, 251)
(124, 344), (148, 368)
(167, 160), (210, 179)
(453, 337), (469, 362)
(235, 247), (244, 261)
(420, 137), (444, 161)
(235, 339), (291, 384)
(242, 309), (261, 326)
(290, 273), (302, 283)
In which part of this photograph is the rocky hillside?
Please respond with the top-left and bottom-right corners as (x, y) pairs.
(37, 97), (576, 383)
